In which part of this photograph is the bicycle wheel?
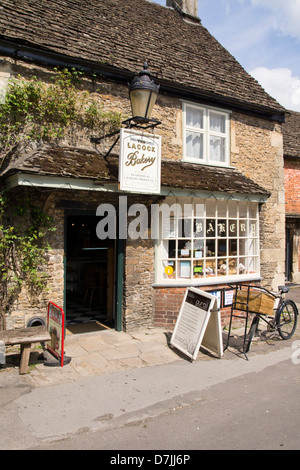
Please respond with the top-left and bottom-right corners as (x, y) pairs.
(246, 315), (260, 353)
(275, 300), (298, 340)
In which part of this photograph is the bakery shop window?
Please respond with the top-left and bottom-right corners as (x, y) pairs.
(183, 102), (230, 166)
(158, 198), (259, 283)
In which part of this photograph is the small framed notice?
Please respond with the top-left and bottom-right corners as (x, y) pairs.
(46, 302), (65, 367)
(170, 287), (223, 361)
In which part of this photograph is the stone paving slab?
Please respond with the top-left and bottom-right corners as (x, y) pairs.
(1, 285), (299, 388)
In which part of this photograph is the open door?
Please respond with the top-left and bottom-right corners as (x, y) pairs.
(64, 214), (115, 330)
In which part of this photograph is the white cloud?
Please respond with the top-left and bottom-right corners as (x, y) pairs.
(250, 0), (300, 41)
(250, 66), (300, 111)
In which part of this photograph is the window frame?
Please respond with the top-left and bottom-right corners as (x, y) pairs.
(182, 102), (231, 167)
(155, 198), (261, 286)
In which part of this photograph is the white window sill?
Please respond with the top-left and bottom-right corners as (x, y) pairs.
(153, 274), (262, 288)
(182, 158), (234, 169)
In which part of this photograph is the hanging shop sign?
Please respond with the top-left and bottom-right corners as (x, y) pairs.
(170, 287), (223, 361)
(46, 302), (65, 367)
(119, 129), (161, 194)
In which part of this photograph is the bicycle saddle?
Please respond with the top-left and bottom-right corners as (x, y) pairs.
(278, 285), (290, 293)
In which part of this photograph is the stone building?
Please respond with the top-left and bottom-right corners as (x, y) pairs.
(282, 110), (300, 283)
(0, 0), (286, 332)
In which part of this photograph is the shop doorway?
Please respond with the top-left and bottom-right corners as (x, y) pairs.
(64, 214), (115, 331)
(285, 227), (292, 282)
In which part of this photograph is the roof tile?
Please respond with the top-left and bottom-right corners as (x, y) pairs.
(283, 110), (300, 158)
(0, 0), (284, 114)
(1, 145), (270, 196)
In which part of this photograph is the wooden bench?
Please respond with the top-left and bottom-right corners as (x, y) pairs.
(0, 326), (51, 375)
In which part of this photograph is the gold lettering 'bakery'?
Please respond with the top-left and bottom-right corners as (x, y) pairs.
(125, 150), (156, 171)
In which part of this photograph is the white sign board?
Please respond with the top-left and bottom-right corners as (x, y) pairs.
(0, 72), (10, 104)
(170, 287), (223, 361)
(119, 129), (161, 194)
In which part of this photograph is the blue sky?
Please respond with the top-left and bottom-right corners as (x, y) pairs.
(151, 0), (300, 112)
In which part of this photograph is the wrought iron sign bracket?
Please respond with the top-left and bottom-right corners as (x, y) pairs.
(90, 117), (161, 160)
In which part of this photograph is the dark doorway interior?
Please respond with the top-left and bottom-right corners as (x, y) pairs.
(65, 215), (115, 328)
(285, 227), (292, 282)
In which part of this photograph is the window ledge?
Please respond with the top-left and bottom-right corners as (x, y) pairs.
(182, 158), (234, 169)
(153, 274), (262, 288)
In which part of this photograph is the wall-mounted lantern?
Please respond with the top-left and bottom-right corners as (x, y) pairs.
(129, 61), (160, 124)
(91, 61), (161, 150)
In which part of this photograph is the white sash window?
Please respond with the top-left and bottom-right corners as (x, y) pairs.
(183, 103), (230, 166)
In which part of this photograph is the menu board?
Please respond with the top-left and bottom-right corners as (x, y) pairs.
(170, 287), (223, 361)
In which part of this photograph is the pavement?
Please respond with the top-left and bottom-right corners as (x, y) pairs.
(0, 285), (299, 449)
(1, 283), (298, 388)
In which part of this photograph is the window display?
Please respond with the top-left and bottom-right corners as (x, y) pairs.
(159, 198), (259, 282)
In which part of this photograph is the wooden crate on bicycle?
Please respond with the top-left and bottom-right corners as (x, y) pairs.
(235, 289), (275, 315)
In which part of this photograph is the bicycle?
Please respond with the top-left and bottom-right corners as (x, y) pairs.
(225, 284), (298, 360)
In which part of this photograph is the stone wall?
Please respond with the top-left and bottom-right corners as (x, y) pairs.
(230, 113), (285, 291)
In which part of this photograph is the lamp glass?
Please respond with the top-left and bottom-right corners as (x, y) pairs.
(130, 88), (158, 121)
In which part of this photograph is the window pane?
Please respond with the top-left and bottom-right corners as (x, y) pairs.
(218, 239), (227, 256)
(206, 239), (216, 257)
(163, 260), (176, 279)
(193, 261), (204, 278)
(229, 220), (237, 237)
(239, 258), (248, 274)
(194, 239), (204, 258)
(248, 238), (258, 255)
(186, 107), (204, 129)
(239, 201), (248, 218)
(186, 131), (203, 159)
(217, 200), (227, 217)
(206, 200), (216, 217)
(205, 260), (216, 277)
(209, 111), (225, 133)
(210, 135), (226, 162)
(229, 239), (237, 256)
(249, 257), (259, 273)
(228, 201), (238, 218)
(206, 219), (216, 237)
(228, 258), (237, 275)
(239, 220), (248, 237)
(194, 201), (205, 217)
(178, 219), (192, 238)
(217, 219), (227, 237)
(178, 240), (191, 258)
(239, 238), (247, 256)
(179, 260), (191, 278)
(249, 221), (257, 237)
(162, 216), (176, 238)
(218, 259), (227, 275)
(249, 203), (257, 218)
(163, 240), (175, 258)
(194, 219), (204, 237)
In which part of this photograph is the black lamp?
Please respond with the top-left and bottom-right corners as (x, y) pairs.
(129, 61), (160, 124)
(91, 61), (160, 149)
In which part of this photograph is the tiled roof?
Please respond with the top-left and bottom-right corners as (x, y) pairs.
(283, 110), (300, 158)
(1, 145), (270, 197)
(0, 0), (284, 116)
